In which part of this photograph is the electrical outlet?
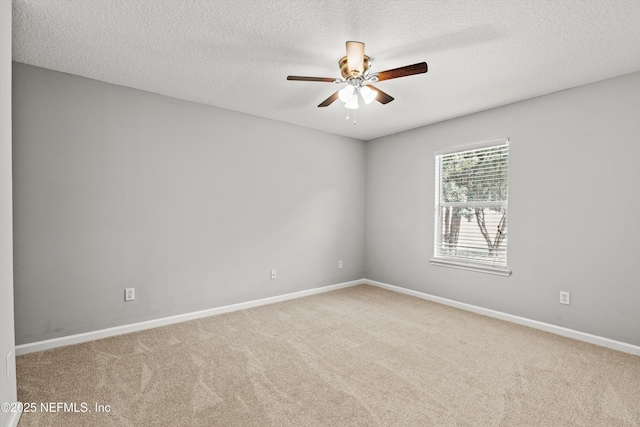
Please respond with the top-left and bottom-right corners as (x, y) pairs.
(270, 269), (277, 280)
(338, 260), (343, 269)
(125, 288), (135, 301)
(560, 291), (570, 305)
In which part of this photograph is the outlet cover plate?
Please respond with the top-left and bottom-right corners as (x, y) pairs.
(560, 291), (570, 305)
(125, 288), (135, 301)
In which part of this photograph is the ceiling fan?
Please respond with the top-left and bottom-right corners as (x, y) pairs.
(287, 41), (427, 120)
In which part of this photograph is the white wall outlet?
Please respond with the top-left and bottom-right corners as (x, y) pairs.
(270, 269), (277, 280)
(560, 291), (570, 305)
(125, 287), (135, 301)
(338, 260), (343, 269)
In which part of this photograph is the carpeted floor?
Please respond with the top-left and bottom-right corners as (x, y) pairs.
(16, 285), (640, 426)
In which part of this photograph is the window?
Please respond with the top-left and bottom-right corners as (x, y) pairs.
(431, 139), (511, 276)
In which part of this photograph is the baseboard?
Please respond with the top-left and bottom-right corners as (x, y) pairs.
(5, 411), (21, 427)
(364, 279), (640, 356)
(15, 279), (365, 355)
(16, 277), (640, 357)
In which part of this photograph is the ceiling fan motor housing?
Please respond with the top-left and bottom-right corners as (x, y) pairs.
(339, 55), (371, 79)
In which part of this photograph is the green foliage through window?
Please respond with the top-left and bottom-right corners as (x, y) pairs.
(435, 141), (509, 266)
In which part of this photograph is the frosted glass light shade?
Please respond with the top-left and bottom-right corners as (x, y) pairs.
(346, 41), (365, 75)
(345, 95), (359, 109)
(338, 86), (355, 103)
(360, 86), (377, 104)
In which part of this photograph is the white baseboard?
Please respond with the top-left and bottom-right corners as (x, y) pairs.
(15, 279), (364, 356)
(16, 278), (640, 357)
(5, 411), (21, 427)
(364, 279), (640, 356)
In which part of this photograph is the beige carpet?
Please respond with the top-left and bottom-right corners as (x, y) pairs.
(16, 285), (640, 426)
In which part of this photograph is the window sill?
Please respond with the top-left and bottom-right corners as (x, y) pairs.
(430, 258), (512, 277)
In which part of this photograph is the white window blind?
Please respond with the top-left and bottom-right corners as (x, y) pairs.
(432, 140), (510, 275)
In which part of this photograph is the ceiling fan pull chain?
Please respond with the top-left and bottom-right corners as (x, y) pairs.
(353, 108), (357, 125)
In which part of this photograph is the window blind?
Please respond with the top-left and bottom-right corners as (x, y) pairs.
(434, 141), (509, 268)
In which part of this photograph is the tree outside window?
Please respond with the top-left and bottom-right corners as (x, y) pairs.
(434, 141), (509, 269)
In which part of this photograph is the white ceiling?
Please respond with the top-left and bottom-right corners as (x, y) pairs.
(12, 0), (640, 141)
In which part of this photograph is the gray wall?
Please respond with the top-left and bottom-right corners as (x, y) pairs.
(365, 71), (640, 346)
(12, 62), (640, 349)
(13, 63), (366, 345)
(1, 1), (17, 426)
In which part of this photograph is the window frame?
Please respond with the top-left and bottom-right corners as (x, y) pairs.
(430, 138), (512, 276)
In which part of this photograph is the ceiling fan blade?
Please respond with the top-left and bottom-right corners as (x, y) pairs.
(376, 62), (428, 82)
(367, 85), (394, 104)
(318, 91), (340, 107)
(287, 76), (336, 82)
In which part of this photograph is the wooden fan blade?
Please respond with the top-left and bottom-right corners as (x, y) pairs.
(367, 85), (394, 104)
(376, 62), (428, 82)
(287, 76), (336, 82)
(318, 91), (340, 107)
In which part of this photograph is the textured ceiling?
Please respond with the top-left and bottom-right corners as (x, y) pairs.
(12, 0), (640, 141)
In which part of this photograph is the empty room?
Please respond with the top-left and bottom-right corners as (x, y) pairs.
(2, 1), (640, 426)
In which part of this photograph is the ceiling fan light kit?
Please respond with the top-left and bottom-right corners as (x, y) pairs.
(287, 41), (428, 124)
(359, 85), (377, 104)
(338, 85), (355, 103)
